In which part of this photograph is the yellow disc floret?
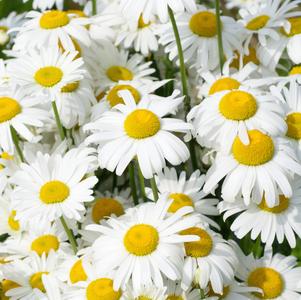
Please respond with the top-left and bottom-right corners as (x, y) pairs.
(286, 112), (301, 139)
(124, 109), (160, 139)
(40, 10), (70, 29)
(219, 91), (257, 120)
(246, 15), (270, 31)
(107, 85), (141, 107)
(259, 195), (289, 213)
(289, 66), (301, 76)
(189, 11), (217, 37)
(31, 235), (60, 256)
(29, 272), (49, 293)
(61, 81), (80, 93)
(70, 259), (88, 284)
(39, 180), (70, 204)
(209, 77), (241, 95)
(168, 193), (194, 213)
(0, 97), (21, 123)
(124, 224), (159, 256)
(1, 279), (20, 300)
(92, 198), (125, 223)
(207, 285), (230, 299)
(34, 66), (63, 87)
(86, 278), (122, 300)
(7, 210), (20, 231)
(106, 66), (133, 82)
(138, 15), (150, 29)
(166, 296), (183, 300)
(281, 17), (301, 37)
(248, 267), (284, 299)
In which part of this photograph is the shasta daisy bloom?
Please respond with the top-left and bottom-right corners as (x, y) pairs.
(10, 147), (98, 223)
(0, 151), (18, 195)
(8, 47), (86, 101)
(180, 224), (238, 294)
(123, 282), (167, 300)
(85, 90), (191, 179)
(236, 248), (301, 299)
(119, 0), (196, 23)
(188, 87), (287, 152)
(158, 5), (243, 70)
(146, 167), (219, 229)
(87, 196), (200, 290)
(204, 130), (301, 207)
(165, 280), (200, 300)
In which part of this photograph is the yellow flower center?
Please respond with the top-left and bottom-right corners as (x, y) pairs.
(124, 224), (159, 256)
(61, 81), (80, 93)
(124, 109), (160, 139)
(40, 10), (70, 29)
(1, 280), (20, 300)
(189, 11), (217, 37)
(138, 15), (150, 29)
(106, 66), (133, 82)
(29, 272), (48, 293)
(248, 267), (284, 299)
(289, 66), (301, 75)
(86, 278), (122, 300)
(209, 77), (241, 95)
(166, 296), (183, 300)
(7, 210), (20, 231)
(107, 85), (141, 108)
(1, 152), (13, 160)
(67, 10), (87, 18)
(70, 259), (88, 284)
(246, 15), (270, 31)
(219, 91), (257, 120)
(0, 97), (21, 123)
(258, 195), (289, 213)
(39, 180), (70, 204)
(232, 130), (274, 166)
(181, 227), (213, 258)
(286, 112), (301, 140)
(207, 284), (230, 299)
(58, 37), (82, 58)
(31, 234), (60, 256)
(231, 47), (260, 69)
(281, 17), (301, 37)
(137, 297), (152, 300)
(168, 193), (194, 213)
(92, 198), (125, 223)
(34, 66), (63, 88)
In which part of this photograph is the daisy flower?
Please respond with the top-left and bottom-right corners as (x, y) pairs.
(181, 224), (238, 294)
(188, 87), (287, 152)
(236, 247), (301, 299)
(10, 147), (98, 223)
(165, 280), (200, 300)
(8, 47), (86, 101)
(123, 282), (167, 300)
(146, 167), (219, 229)
(23, 0), (64, 11)
(203, 129), (301, 207)
(119, 0), (197, 23)
(158, 5), (243, 70)
(87, 195), (200, 290)
(84, 90), (192, 179)
(0, 151), (18, 195)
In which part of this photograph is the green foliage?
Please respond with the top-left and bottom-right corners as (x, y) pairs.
(0, 0), (33, 19)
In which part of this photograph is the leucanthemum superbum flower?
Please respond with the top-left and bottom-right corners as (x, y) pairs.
(85, 89), (192, 179)
(123, 282), (167, 300)
(165, 280), (200, 300)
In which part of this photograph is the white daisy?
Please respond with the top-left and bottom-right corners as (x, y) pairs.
(0, 59), (11, 88)
(87, 195), (200, 290)
(165, 280), (201, 300)
(0, 151), (18, 195)
(123, 282), (167, 300)
(203, 129), (301, 207)
(84, 89), (192, 179)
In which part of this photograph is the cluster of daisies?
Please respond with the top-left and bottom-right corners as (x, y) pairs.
(1, 0), (301, 299)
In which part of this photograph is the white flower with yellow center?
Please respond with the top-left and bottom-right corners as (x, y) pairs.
(123, 282), (167, 300)
(165, 280), (201, 300)
(180, 224), (238, 294)
(8, 47), (86, 101)
(236, 248), (301, 299)
(13, 10), (90, 51)
(0, 151), (18, 195)
(87, 196), (200, 290)
(204, 129), (301, 207)
(85, 90), (191, 179)
(10, 147), (98, 223)
(119, 0), (196, 23)
(158, 5), (243, 70)
(188, 87), (287, 152)
(87, 42), (155, 90)
(146, 167), (219, 229)
(0, 87), (50, 155)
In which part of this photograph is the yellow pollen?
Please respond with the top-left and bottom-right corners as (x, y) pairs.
(281, 17), (301, 37)
(219, 90), (257, 120)
(39, 180), (70, 204)
(7, 210), (20, 231)
(286, 112), (301, 140)
(290, 66), (301, 76)
(29, 272), (48, 293)
(138, 15), (150, 28)
(246, 15), (270, 31)
(40, 10), (70, 29)
(1, 279), (20, 300)
(248, 267), (284, 299)
(70, 259), (88, 284)
(209, 77), (241, 95)
(137, 297), (152, 300)
(181, 227), (213, 258)
(31, 234), (60, 256)
(61, 81), (79, 93)
(124, 224), (159, 256)
(207, 284), (230, 299)
(106, 66), (133, 82)
(232, 130), (274, 166)
(1, 152), (13, 160)
(67, 10), (87, 18)
(86, 278), (121, 300)
(92, 198), (125, 223)
(189, 11), (217, 37)
(107, 85), (141, 107)
(259, 195), (289, 213)
(96, 90), (106, 102)
(231, 47), (260, 69)
(58, 37), (82, 59)
(166, 296), (183, 300)
(34, 66), (63, 88)
(0, 97), (21, 123)
(168, 193), (194, 213)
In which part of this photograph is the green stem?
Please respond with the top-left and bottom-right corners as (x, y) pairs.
(129, 162), (139, 205)
(150, 177), (159, 201)
(60, 216), (78, 254)
(253, 236), (262, 258)
(52, 101), (65, 141)
(91, 0), (97, 15)
(136, 162), (147, 202)
(215, 0), (225, 73)
(112, 173), (117, 193)
(10, 126), (24, 162)
(200, 289), (205, 299)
